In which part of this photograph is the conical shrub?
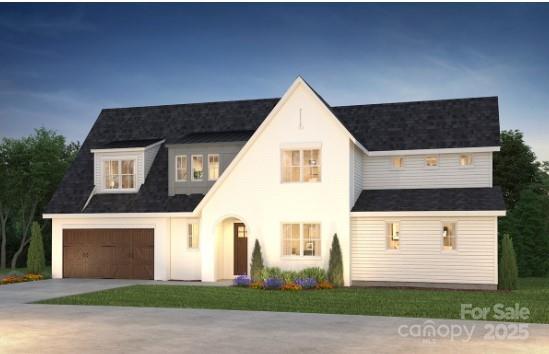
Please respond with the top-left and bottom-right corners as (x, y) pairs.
(27, 222), (45, 274)
(498, 233), (518, 290)
(328, 234), (343, 287)
(250, 239), (264, 282)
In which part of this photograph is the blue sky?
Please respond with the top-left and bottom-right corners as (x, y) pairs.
(1, 3), (548, 159)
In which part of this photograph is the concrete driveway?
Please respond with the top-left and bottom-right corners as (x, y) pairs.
(1, 279), (548, 353)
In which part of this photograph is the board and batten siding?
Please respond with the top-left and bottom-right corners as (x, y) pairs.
(351, 216), (498, 285)
(363, 152), (493, 189)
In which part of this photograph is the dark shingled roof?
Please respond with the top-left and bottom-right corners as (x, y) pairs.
(45, 94), (501, 214)
(167, 130), (255, 144)
(351, 187), (506, 212)
(93, 138), (164, 149)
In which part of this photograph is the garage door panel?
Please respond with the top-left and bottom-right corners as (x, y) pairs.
(63, 229), (154, 280)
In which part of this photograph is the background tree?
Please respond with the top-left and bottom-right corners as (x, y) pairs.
(250, 239), (264, 282)
(27, 222), (45, 274)
(328, 234), (343, 287)
(498, 234), (519, 290)
(0, 128), (79, 269)
(493, 130), (540, 209)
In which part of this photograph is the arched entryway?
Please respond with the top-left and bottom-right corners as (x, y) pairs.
(215, 217), (249, 280)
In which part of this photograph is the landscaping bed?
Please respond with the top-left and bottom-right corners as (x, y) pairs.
(37, 278), (549, 324)
(0, 267), (51, 285)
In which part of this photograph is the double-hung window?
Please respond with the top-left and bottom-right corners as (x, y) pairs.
(282, 223), (321, 257)
(104, 159), (135, 190)
(208, 154), (220, 181)
(442, 222), (456, 251)
(281, 148), (321, 183)
(191, 155), (204, 181)
(175, 155), (188, 182)
(386, 222), (400, 250)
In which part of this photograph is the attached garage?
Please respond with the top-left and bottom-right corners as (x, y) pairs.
(63, 229), (154, 279)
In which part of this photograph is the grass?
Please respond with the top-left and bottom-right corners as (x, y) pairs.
(38, 278), (549, 323)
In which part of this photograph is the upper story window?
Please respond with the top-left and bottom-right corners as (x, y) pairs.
(282, 223), (321, 257)
(442, 222), (456, 251)
(188, 223), (199, 249)
(104, 160), (135, 190)
(281, 148), (321, 183)
(386, 222), (400, 250)
(425, 156), (438, 167)
(459, 154), (473, 167)
(191, 155), (204, 181)
(208, 154), (220, 181)
(392, 157), (404, 169)
(175, 155), (188, 182)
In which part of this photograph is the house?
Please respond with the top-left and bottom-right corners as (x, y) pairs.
(43, 77), (506, 289)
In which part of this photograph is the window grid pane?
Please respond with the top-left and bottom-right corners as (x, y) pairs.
(303, 149), (321, 182)
(188, 223), (199, 249)
(282, 150), (301, 182)
(104, 160), (135, 190)
(282, 223), (300, 256)
(460, 154), (472, 166)
(426, 156), (438, 167)
(208, 155), (220, 181)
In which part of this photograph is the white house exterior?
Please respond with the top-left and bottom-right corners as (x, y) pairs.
(44, 77), (506, 289)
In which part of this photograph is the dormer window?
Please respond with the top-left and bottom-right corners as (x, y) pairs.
(175, 155), (188, 182)
(191, 155), (204, 181)
(104, 159), (135, 190)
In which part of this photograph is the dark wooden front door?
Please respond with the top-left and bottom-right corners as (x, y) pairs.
(63, 229), (154, 280)
(233, 223), (248, 275)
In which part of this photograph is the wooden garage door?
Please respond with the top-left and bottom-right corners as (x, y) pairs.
(63, 229), (154, 280)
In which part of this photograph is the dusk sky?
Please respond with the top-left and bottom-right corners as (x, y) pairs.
(1, 3), (548, 159)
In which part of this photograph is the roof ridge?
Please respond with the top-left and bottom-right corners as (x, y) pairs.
(332, 96), (498, 109)
(102, 97), (280, 112)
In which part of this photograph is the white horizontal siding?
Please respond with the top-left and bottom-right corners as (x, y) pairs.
(351, 144), (364, 205)
(363, 152), (493, 189)
(351, 216), (498, 285)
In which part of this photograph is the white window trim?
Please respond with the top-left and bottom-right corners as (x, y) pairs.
(440, 220), (458, 253)
(191, 154), (204, 182)
(385, 221), (401, 252)
(101, 157), (138, 193)
(280, 147), (322, 184)
(425, 155), (440, 168)
(175, 155), (188, 182)
(280, 222), (322, 259)
(208, 154), (220, 181)
(187, 223), (200, 250)
(459, 154), (474, 168)
(391, 156), (405, 170)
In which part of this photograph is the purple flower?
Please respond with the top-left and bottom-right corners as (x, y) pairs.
(234, 275), (251, 287)
(295, 278), (317, 289)
(264, 278), (283, 289)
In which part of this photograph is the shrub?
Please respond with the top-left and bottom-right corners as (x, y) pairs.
(499, 234), (519, 290)
(264, 278), (283, 290)
(328, 234), (344, 287)
(260, 267), (283, 281)
(233, 275), (251, 287)
(295, 277), (317, 289)
(281, 270), (299, 284)
(317, 280), (334, 289)
(282, 282), (302, 291)
(297, 267), (327, 282)
(250, 239), (264, 282)
(27, 222), (46, 274)
(250, 281), (264, 289)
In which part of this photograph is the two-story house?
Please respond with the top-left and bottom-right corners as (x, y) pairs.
(44, 77), (506, 289)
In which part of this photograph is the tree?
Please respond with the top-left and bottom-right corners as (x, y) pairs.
(493, 130), (540, 209)
(499, 187), (549, 277)
(2, 128), (79, 269)
(0, 144), (12, 269)
(327, 234), (343, 287)
(27, 222), (45, 274)
(250, 239), (264, 282)
(498, 234), (519, 291)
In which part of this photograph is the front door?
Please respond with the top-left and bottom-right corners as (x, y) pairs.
(233, 223), (248, 275)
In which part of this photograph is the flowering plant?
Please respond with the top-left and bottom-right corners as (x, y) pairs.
(282, 282), (302, 291)
(295, 277), (317, 289)
(250, 281), (264, 289)
(264, 278), (283, 290)
(233, 275), (251, 287)
(317, 280), (334, 289)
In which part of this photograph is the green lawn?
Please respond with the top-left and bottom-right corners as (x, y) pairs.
(38, 278), (549, 323)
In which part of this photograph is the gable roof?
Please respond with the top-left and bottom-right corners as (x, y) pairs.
(352, 187), (506, 212)
(45, 84), (501, 214)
